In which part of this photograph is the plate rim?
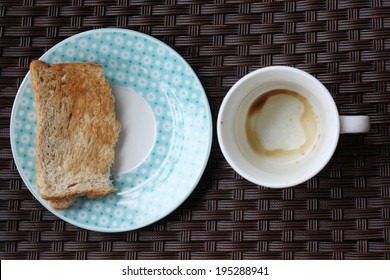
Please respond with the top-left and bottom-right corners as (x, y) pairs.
(10, 27), (213, 232)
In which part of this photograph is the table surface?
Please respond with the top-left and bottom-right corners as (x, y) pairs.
(1, 0), (390, 260)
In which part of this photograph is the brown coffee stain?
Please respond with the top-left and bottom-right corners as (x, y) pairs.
(245, 89), (319, 159)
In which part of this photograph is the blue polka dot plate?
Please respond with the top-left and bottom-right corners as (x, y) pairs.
(10, 28), (212, 232)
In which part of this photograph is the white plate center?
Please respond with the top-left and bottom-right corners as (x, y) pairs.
(111, 86), (156, 175)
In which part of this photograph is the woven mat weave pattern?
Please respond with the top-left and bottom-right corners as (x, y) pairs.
(1, 0), (390, 260)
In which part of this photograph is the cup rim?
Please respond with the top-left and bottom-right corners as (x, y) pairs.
(217, 66), (340, 188)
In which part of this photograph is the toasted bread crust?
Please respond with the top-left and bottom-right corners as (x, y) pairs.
(48, 197), (76, 209)
(30, 60), (120, 207)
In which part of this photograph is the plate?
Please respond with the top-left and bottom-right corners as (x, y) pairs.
(10, 28), (212, 232)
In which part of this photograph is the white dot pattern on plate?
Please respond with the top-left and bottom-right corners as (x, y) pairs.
(10, 28), (212, 232)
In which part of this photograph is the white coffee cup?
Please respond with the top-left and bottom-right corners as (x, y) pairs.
(217, 66), (370, 188)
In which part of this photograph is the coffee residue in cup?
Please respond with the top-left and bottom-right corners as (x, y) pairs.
(245, 89), (319, 161)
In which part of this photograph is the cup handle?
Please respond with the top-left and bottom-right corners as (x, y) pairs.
(339, 116), (370, 134)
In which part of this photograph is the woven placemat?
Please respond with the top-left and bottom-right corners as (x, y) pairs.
(1, 0), (390, 260)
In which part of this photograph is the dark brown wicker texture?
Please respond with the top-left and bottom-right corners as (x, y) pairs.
(1, 0), (390, 260)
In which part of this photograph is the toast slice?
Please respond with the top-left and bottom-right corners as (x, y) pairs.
(30, 60), (121, 208)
